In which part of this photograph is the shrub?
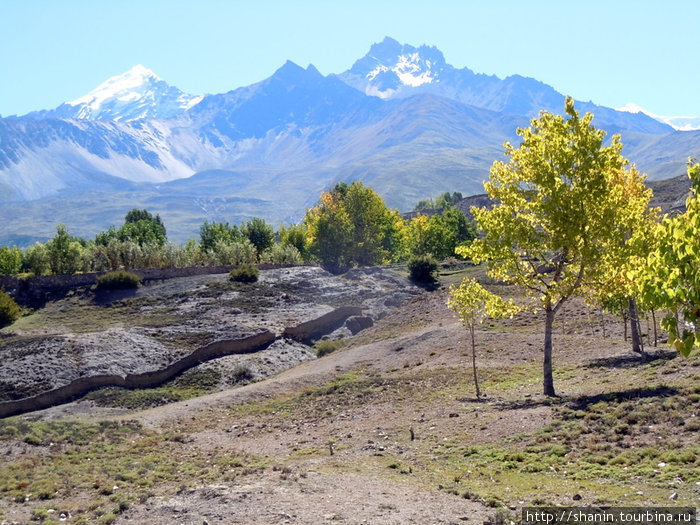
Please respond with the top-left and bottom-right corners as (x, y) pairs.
(262, 243), (303, 265)
(213, 239), (258, 266)
(96, 271), (141, 290)
(315, 339), (346, 357)
(0, 290), (21, 327)
(229, 264), (259, 283)
(408, 254), (439, 283)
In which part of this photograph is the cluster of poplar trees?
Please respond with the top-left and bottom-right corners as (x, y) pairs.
(447, 98), (700, 397)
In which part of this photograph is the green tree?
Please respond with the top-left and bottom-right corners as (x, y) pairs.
(125, 209), (164, 225)
(304, 188), (354, 272)
(304, 182), (398, 271)
(0, 246), (22, 275)
(436, 191), (464, 209)
(95, 226), (119, 246)
(279, 223), (309, 261)
(401, 211), (472, 260)
(23, 243), (50, 276)
(241, 217), (275, 256)
(414, 191), (464, 211)
(448, 278), (519, 398)
(634, 160), (700, 356)
(110, 209), (167, 247)
(460, 98), (653, 396)
(46, 224), (85, 275)
(199, 221), (242, 253)
(440, 206), (477, 252)
(344, 182), (396, 266)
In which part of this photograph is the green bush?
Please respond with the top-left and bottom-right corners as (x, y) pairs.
(408, 254), (439, 283)
(229, 264), (259, 283)
(0, 246), (22, 275)
(315, 339), (346, 357)
(0, 290), (21, 327)
(96, 271), (141, 290)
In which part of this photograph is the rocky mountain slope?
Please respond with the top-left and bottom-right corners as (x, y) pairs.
(1, 38), (699, 246)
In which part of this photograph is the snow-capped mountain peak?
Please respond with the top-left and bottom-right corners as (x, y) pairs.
(61, 65), (202, 121)
(68, 65), (162, 108)
(341, 37), (448, 98)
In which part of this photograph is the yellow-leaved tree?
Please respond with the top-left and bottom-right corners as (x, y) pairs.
(458, 98), (653, 396)
(447, 278), (519, 398)
(633, 160), (700, 357)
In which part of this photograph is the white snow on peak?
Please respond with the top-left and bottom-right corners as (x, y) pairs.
(68, 65), (161, 109)
(365, 52), (435, 92)
(64, 65), (201, 121)
(394, 53), (434, 87)
(617, 102), (700, 131)
(617, 102), (646, 114)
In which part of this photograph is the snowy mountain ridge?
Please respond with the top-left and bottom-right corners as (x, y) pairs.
(617, 102), (700, 131)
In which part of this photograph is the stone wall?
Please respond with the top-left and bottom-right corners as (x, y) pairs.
(0, 330), (276, 419)
(0, 304), (362, 418)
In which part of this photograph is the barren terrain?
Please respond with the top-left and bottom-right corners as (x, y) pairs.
(0, 264), (698, 525)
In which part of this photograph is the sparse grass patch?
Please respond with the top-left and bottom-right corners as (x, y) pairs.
(0, 416), (262, 523)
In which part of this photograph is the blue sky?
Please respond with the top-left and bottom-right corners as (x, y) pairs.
(2, 0), (699, 118)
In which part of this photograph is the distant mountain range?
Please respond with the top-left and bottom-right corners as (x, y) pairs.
(1, 36), (699, 246)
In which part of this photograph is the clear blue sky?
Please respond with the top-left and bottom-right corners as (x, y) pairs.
(1, 0), (698, 118)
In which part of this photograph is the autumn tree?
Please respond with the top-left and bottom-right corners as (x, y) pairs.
(634, 160), (700, 356)
(460, 98), (653, 396)
(447, 278), (519, 398)
(304, 182), (397, 271)
(581, 163), (658, 357)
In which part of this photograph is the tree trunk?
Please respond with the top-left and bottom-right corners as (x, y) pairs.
(623, 311), (628, 341)
(628, 296), (647, 358)
(470, 325), (481, 398)
(543, 305), (556, 397)
(600, 308), (607, 338)
(651, 309), (658, 347)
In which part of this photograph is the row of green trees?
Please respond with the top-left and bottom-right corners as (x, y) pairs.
(447, 97), (699, 398)
(303, 182), (475, 272)
(0, 189), (477, 276)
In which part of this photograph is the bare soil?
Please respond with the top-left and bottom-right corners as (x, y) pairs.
(1, 264), (699, 525)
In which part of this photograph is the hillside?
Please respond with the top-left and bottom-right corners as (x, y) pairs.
(0, 264), (697, 523)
